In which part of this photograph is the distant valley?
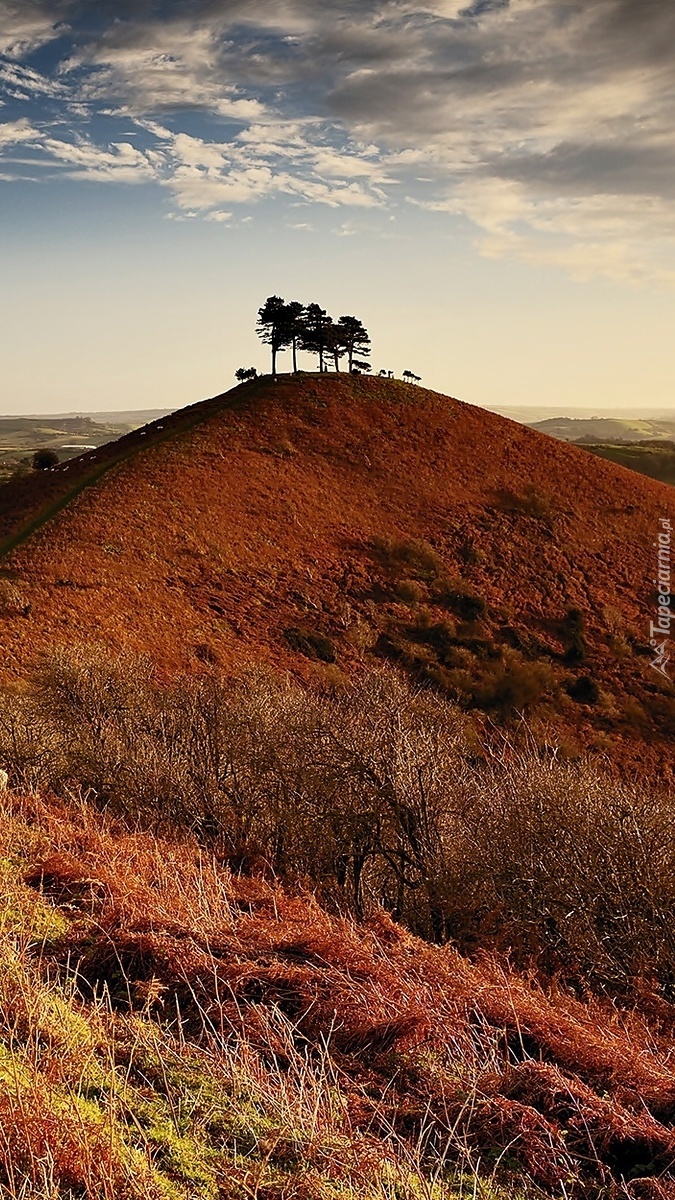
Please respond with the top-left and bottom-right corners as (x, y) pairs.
(0, 410), (174, 481)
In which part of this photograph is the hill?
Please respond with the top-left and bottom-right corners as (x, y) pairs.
(0, 411), (176, 483)
(0, 373), (673, 773)
(530, 416), (675, 443)
(584, 441), (675, 488)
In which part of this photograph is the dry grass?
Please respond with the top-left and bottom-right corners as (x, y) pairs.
(2, 651), (675, 996)
(2, 785), (675, 1198)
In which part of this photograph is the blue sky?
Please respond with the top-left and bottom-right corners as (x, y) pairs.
(1, 0), (674, 414)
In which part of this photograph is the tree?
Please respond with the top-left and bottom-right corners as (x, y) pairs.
(352, 360), (372, 374)
(324, 319), (348, 372)
(301, 303), (332, 373)
(256, 296), (290, 374)
(283, 301), (305, 373)
(235, 367), (258, 382)
(337, 316), (370, 373)
(32, 448), (59, 470)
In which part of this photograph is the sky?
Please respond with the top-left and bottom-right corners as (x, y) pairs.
(1, 0), (674, 415)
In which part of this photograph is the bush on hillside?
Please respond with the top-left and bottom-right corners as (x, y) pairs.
(2, 647), (675, 996)
(284, 626), (336, 662)
(32, 448), (59, 470)
(566, 674), (600, 705)
(371, 536), (445, 583)
(497, 484), (553, 520)
(563, 607), (588, 664)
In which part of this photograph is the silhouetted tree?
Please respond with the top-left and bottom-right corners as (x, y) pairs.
(403, 370), (421, 384)
(324, 320), (348, 372)
(235, 367), (258, 382)
(301, 304), (332, 372)
(337, 316), (370, 373)
(32, 449), (59, 470)
(257, 296), (290, 374)
(352, 360), (372, 374)
(283, 301), (305, 373)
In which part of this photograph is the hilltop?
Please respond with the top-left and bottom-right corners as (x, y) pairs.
(0, 372), (673, 773)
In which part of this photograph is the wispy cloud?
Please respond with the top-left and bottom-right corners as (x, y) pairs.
(0, 0), (63, 56)
(2, 0), (675, 280)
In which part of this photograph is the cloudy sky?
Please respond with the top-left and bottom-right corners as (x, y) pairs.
(1, 0), (674, 414)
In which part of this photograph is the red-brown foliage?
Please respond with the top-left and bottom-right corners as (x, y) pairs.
(0, 374), (673, 774)
(13, 794), (675, 1196)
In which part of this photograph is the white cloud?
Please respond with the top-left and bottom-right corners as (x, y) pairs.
(0, 0), (61, 56)
(3, 0), (675, 281)
(0, 117), (42, 146)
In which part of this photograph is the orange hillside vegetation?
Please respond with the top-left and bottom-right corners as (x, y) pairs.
(4, 786), (675, 1199)
(0, 373), (673, 773)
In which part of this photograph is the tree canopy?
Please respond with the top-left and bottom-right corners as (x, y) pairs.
(255, 297), (371, 375)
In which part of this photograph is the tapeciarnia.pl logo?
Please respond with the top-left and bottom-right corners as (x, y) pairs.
(650, 517), (672, 681)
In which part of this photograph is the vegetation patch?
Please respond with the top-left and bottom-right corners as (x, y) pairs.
(284, 626), (337, 662)
(495, 485), (554, 520)
(566, 675), (601, 705)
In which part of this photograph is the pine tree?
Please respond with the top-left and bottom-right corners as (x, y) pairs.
(324, 319), (348, 371)
(337, 316), (371, 373)
(256, 296), (290, 374)
(283, 301), (305, 373)
(301, 304), (332, 372)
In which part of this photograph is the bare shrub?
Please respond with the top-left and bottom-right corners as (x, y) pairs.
(371, 536), (445, 583)
(3, 646), (675, 994)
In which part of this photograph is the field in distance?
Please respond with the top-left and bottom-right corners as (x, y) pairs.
(0, 410), (174, 480)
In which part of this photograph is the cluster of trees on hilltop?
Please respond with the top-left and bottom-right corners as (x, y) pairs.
(255, 296), (371, 375)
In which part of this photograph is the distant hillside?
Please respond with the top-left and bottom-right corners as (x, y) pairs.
(0, 416), (133, 481)
(0, 373), (673, 775)
(0, 410), (176, 481)
(530, 416), (675, 443)
(584, 441), (675, 487)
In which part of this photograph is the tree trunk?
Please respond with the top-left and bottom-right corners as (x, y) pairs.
(292, 338), (298, 373)
(272, 344), (277, 374)
(334, 350), (340, 371)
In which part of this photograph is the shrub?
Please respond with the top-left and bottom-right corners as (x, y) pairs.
(284, 626), (336, 663)
(497, 485), (553, 519)
(5, 647), (675, 996)
(371, 537), (445, 583)
(0, 578), (29, 616)
(562, 607), (588, 664)
(566, 675), (600, 705)
(32, 448), (60, 470)
(394, 579), (426, 605)
(434, 581), (487, 621)
(472, 655), (556, 718)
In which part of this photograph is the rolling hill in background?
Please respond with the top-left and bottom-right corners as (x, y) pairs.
(0, 373), (673, 774)
(529, 416), (675, 443)
(584, 441), (675, 488)
(0, 411), (174, 482)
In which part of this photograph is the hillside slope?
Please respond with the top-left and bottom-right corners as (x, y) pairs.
(0, 374), (673, 771)
(4, 785), (675, 1200)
